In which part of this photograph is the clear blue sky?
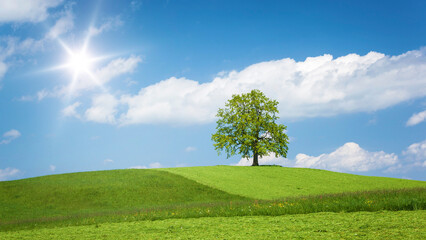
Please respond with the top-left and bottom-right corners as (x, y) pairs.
(0, 0), (425, 181)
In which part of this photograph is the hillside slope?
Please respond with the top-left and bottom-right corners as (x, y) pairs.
(0, 169), (247, 222)
(160, 166), (426, 200)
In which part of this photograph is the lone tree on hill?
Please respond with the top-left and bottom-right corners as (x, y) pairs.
(212, 89), (289, 166)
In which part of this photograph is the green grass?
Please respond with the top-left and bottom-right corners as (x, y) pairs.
(1, 166), (425, 233)
(0, 169), (247, 223)
(160, 166), (426, 199)
(1, 187), (424, 231)
(2, 211), (425, 239)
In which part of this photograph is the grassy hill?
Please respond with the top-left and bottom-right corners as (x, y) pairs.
(0, 166), (424, 232)
(0, 169), (248, 223)
(160, 166), (426, 200)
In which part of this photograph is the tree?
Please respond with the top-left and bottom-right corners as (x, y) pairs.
(212, 89), (289, 166)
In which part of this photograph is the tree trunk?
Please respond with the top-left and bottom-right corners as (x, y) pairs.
(252, 153), (259, 166)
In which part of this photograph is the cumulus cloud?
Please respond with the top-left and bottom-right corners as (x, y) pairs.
(0, 0), (63, 23)
(0, 167), (20, 181)
(406, 110), (426, 126)
(294, 142), (398, 172)
(235, 153), (288, 166)
(62, 102), (82, 118)
(85, 94), (118, 124)
(232, 140), (425, 174)
(0, 129), (21, 144)
(403, 139), (426, 167)
(114, 48), (426, 125)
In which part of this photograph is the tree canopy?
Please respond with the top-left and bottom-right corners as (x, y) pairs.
(212, 89), (289, 166)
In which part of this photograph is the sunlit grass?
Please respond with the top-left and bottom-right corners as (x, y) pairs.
(1, 167), (424, 232)
(2, 211), (425, 240)
(1, 187), (424, 231)
(160, 166), (426, 199)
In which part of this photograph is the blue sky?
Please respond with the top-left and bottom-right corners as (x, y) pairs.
(0, 0), (425, 181)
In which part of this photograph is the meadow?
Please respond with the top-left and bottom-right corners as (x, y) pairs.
(160, 166), (426, 199)
(0, 166), (425, 238)
(2, 211), (425, 239)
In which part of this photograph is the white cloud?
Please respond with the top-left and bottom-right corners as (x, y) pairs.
(128, 162), (163, 169)
(119, 77), (218, 125)
(406, 110), (426, 126)
(95, 56), (141, 85)
(185, 146), (196, 152)
(62, 102), (81, 118)
(0, 167), (20, 181)
(129, 165), (147, 169)
(149, 162), (162, 168)
(0, 37), (46, 59)
(65, 56), (141, 95)
(3, 129), (21, 138)
(88, 16), (123, 37)
(49, 165), (56, 171)
(0, 4), (72, 84)
(17, 55), (141, 104)
(0, 0), (63, 23)
(0, 61), (7, 80)
(104, 159), (114, 164)
(85, 94), (118, 124)
(403, 139), (426, 166)
(294, 142), (398, 172)
(235, 153), (288, 166)
(46, 7), (74, 39)
(18, 89), (52, 102)
(115, 48), (426, 125)
(386, 139), (426, 172)
(0, 129), (21, 144)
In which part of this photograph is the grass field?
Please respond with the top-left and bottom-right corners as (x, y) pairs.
(160, 166), (426, 199)
(2, 211), (424, 239)
(1, 166), (425, 237)
(0, 169), (247, 223)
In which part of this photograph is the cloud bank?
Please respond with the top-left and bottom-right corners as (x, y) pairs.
(294, 142), (398, 172)
(234, 139), (426, 174)
(78, 48), (426, 126)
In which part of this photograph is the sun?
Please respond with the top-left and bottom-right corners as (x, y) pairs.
(67, 51), (93, 74)
(47, 31), (112, 96)
(52, 37), (108, 94)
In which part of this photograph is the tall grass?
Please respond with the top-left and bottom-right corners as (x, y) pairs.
(2, 188), (424, 231)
